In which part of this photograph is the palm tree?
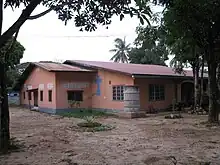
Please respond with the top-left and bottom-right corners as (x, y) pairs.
(110, 37), (130, 63)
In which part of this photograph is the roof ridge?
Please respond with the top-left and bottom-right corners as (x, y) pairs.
(73, 60), (169, 68)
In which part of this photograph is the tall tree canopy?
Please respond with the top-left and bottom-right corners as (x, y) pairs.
(110, 37), (130, 63)
(128, 25), (169, 66)
(160, 0), (220, 122)
(0, 0), (152, 48)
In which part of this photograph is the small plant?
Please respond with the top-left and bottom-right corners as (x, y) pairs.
(77, 116), (102, 128)
(84, 116), (96, 123)
(93, 124), (115, 132)
(76, 115), (115, 132)
(68, 100), (81, 108)
(164, 114), (183, 119)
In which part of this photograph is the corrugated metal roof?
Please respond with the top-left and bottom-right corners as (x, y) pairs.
(65, 60), (207, 77)
(33, 62), (93, 72)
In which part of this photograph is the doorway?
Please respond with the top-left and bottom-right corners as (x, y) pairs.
(181, 81), (194, 106)
(33, 90), (38, 107)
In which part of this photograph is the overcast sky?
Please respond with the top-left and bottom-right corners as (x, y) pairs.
(3, 3), (164, 63)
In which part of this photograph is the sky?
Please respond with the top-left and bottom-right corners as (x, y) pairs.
(3, 3), (164, 63)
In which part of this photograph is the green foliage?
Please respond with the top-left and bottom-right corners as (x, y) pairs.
(128, 25), (169, 66)
(0, 38), (25, 67)
(4, 0), (152, 32)
(6, 68), (20, 90)
(110, 37), (131, 63)
(68, 100), (81, 108)
(163, 0), (220, 51)
(77, 115), (115, 132)
(93, 124), (115, 132)
(0, 39), (25, 89)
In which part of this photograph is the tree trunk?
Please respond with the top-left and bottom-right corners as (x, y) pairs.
(194, 64), (199, 110)
(199, 55), (205, 108)
(0, 63), (10, 152)
(207, 57), (219, 123)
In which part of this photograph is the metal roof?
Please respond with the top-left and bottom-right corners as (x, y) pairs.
(64, 60), (208, 78)
(33, 62), (93, 72)
(13, 62), (95, 91)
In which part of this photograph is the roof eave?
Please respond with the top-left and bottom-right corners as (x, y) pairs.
(132, 74), (209, 79)
(64, 60), (132, 76)
(132, 74), (192, 79)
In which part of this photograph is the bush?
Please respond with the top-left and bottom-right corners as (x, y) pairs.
(164, 114), (183, 119)
(76, 116), (115, 132)
(77, 122), (102, 128)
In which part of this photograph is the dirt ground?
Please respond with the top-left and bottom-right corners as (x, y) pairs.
(0, 107), (220, 165)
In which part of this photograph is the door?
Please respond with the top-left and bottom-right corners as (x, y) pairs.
(33, 90), (38, 106)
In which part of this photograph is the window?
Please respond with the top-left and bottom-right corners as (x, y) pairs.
(149, 84), (165, 101)
(23, 92), (25, 99)
(48, 90), (52, 102)
(28, 91), (31, 100)
(112, 85), (124, 101)
(67, 91), (83, 101)
(40, 91), (43, 101)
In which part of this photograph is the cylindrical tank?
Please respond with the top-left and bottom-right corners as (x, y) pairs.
(124, 85), (140, 112)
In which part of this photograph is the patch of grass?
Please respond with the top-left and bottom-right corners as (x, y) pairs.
(76, 123), (115, 132)
(77, 122), (102, 128)
(76, 116), (115, 132)
(0, 137), (24, 155)
(59, 109), (114, 118)
(93, 124), (115, 132)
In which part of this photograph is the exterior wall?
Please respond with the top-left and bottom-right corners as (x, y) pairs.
(91, 69), (134, 111)
(20, 67), (56, 109)
(55, 72), (95, 110)
(134, 78), (176, 110)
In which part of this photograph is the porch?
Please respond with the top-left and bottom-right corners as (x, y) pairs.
(122, 76), (208, 115)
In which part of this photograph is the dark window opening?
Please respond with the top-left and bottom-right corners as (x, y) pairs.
(28, 91), (31, 100)
(40, 91), (43, 101)
(67, 91), (83, 101)
(149, 84), (165, 101)
(23, 92), (25, 99)
(48, 90), (52, 102)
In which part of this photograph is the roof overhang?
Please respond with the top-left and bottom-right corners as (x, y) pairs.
(132, 74), (209, 79)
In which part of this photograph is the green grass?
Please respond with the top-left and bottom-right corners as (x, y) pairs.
(59, 109), (114, 118)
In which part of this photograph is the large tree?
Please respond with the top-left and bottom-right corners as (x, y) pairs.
(128, 25), (169, 65)
(160, 0), (220, 122)
(110, 37), (130, 63)
(0, 0), (152, 151)
(0, 38), (25, 152)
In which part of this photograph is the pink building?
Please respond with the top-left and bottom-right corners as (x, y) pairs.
(15, 60), (208, 115)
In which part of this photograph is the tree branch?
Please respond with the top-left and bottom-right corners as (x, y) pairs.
(28, 8), (53, 20)
(28, 2), (72, 20)
(0, 0), (42, 49)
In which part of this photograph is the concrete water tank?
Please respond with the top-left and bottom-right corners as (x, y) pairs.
(124, 85), (140, 112)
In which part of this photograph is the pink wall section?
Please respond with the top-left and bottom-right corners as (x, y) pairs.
(20, 67), (56, 109)
(91, 69), (134, 110)
(134, 78), (176, 110)
(55, 72), (95, 109)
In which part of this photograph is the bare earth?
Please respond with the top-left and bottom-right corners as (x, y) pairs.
(1, 107), (220, 165)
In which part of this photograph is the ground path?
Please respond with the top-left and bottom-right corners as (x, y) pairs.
(1, 107), (220, 165)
